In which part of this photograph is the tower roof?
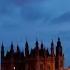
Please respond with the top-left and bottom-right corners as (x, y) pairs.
(57, 37), (61, 47)
(35, 40), (39, 49)
(51, 40), (54, 47)
(41, 41), (44, 49)
(1, 42), (4, 49)
(10, 42), (14, 53)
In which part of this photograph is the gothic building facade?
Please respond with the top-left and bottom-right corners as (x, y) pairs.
(1, 38), (64, 70)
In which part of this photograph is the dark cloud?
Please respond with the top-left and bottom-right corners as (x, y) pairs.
(21, 8), (51, 21)
(51, 12), (70, 24)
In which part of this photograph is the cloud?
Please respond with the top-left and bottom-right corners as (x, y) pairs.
(0, 0), (51, 31)
(51, 12), (70, 24)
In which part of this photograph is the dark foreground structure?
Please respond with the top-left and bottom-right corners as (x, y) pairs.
(1, 38), (64, 70)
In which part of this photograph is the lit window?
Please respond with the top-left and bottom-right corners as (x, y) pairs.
(13, 66), (15, 70)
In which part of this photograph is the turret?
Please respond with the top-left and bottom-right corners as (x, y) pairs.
(35, 40), (39, 56)
(16, 44), (21, 59)
(25, 41), (29, 57)
(41, 42), (43, 50)
(51, 40), (54, 56)
(35, 40), (40, 70)
(40, 42), (44, 56)
(10, 42), (14, 54)
(1, 42), (4, 64)
(16, 44), (20, 54)
(56, 37), (62, 56)
(55, 38), (64, 70)
(35, 40), (39, 50)
(46, 48), (49, 56)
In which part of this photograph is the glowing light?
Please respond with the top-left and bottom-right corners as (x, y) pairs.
(13, 66), (15, 70)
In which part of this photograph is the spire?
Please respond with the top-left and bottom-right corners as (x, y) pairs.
(57, 37), (61, 47)
(16, 44), (20, 54)
(10, 42), (14, 54)
(34, 40), (39, 56)
(35, 40), (39, 49)
(41, 42), (43, 50)
(25, 41), (29, 57)
(46, 48), (49, 56)
(51, 40), (54, 47)
(51, 40), (54, 56)
(40, 42), (44, 56)
(1, 42), (4, 53)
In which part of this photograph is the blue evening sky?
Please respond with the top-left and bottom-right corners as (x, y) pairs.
(0, 0), (70, 67)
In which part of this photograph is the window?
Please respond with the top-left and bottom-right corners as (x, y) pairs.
(13, 66), (15, 70)
(47, 65), (50, 70)
(40, 64), (43, 70)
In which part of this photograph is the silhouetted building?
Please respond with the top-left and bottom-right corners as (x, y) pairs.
(1, 38), (64, 70)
